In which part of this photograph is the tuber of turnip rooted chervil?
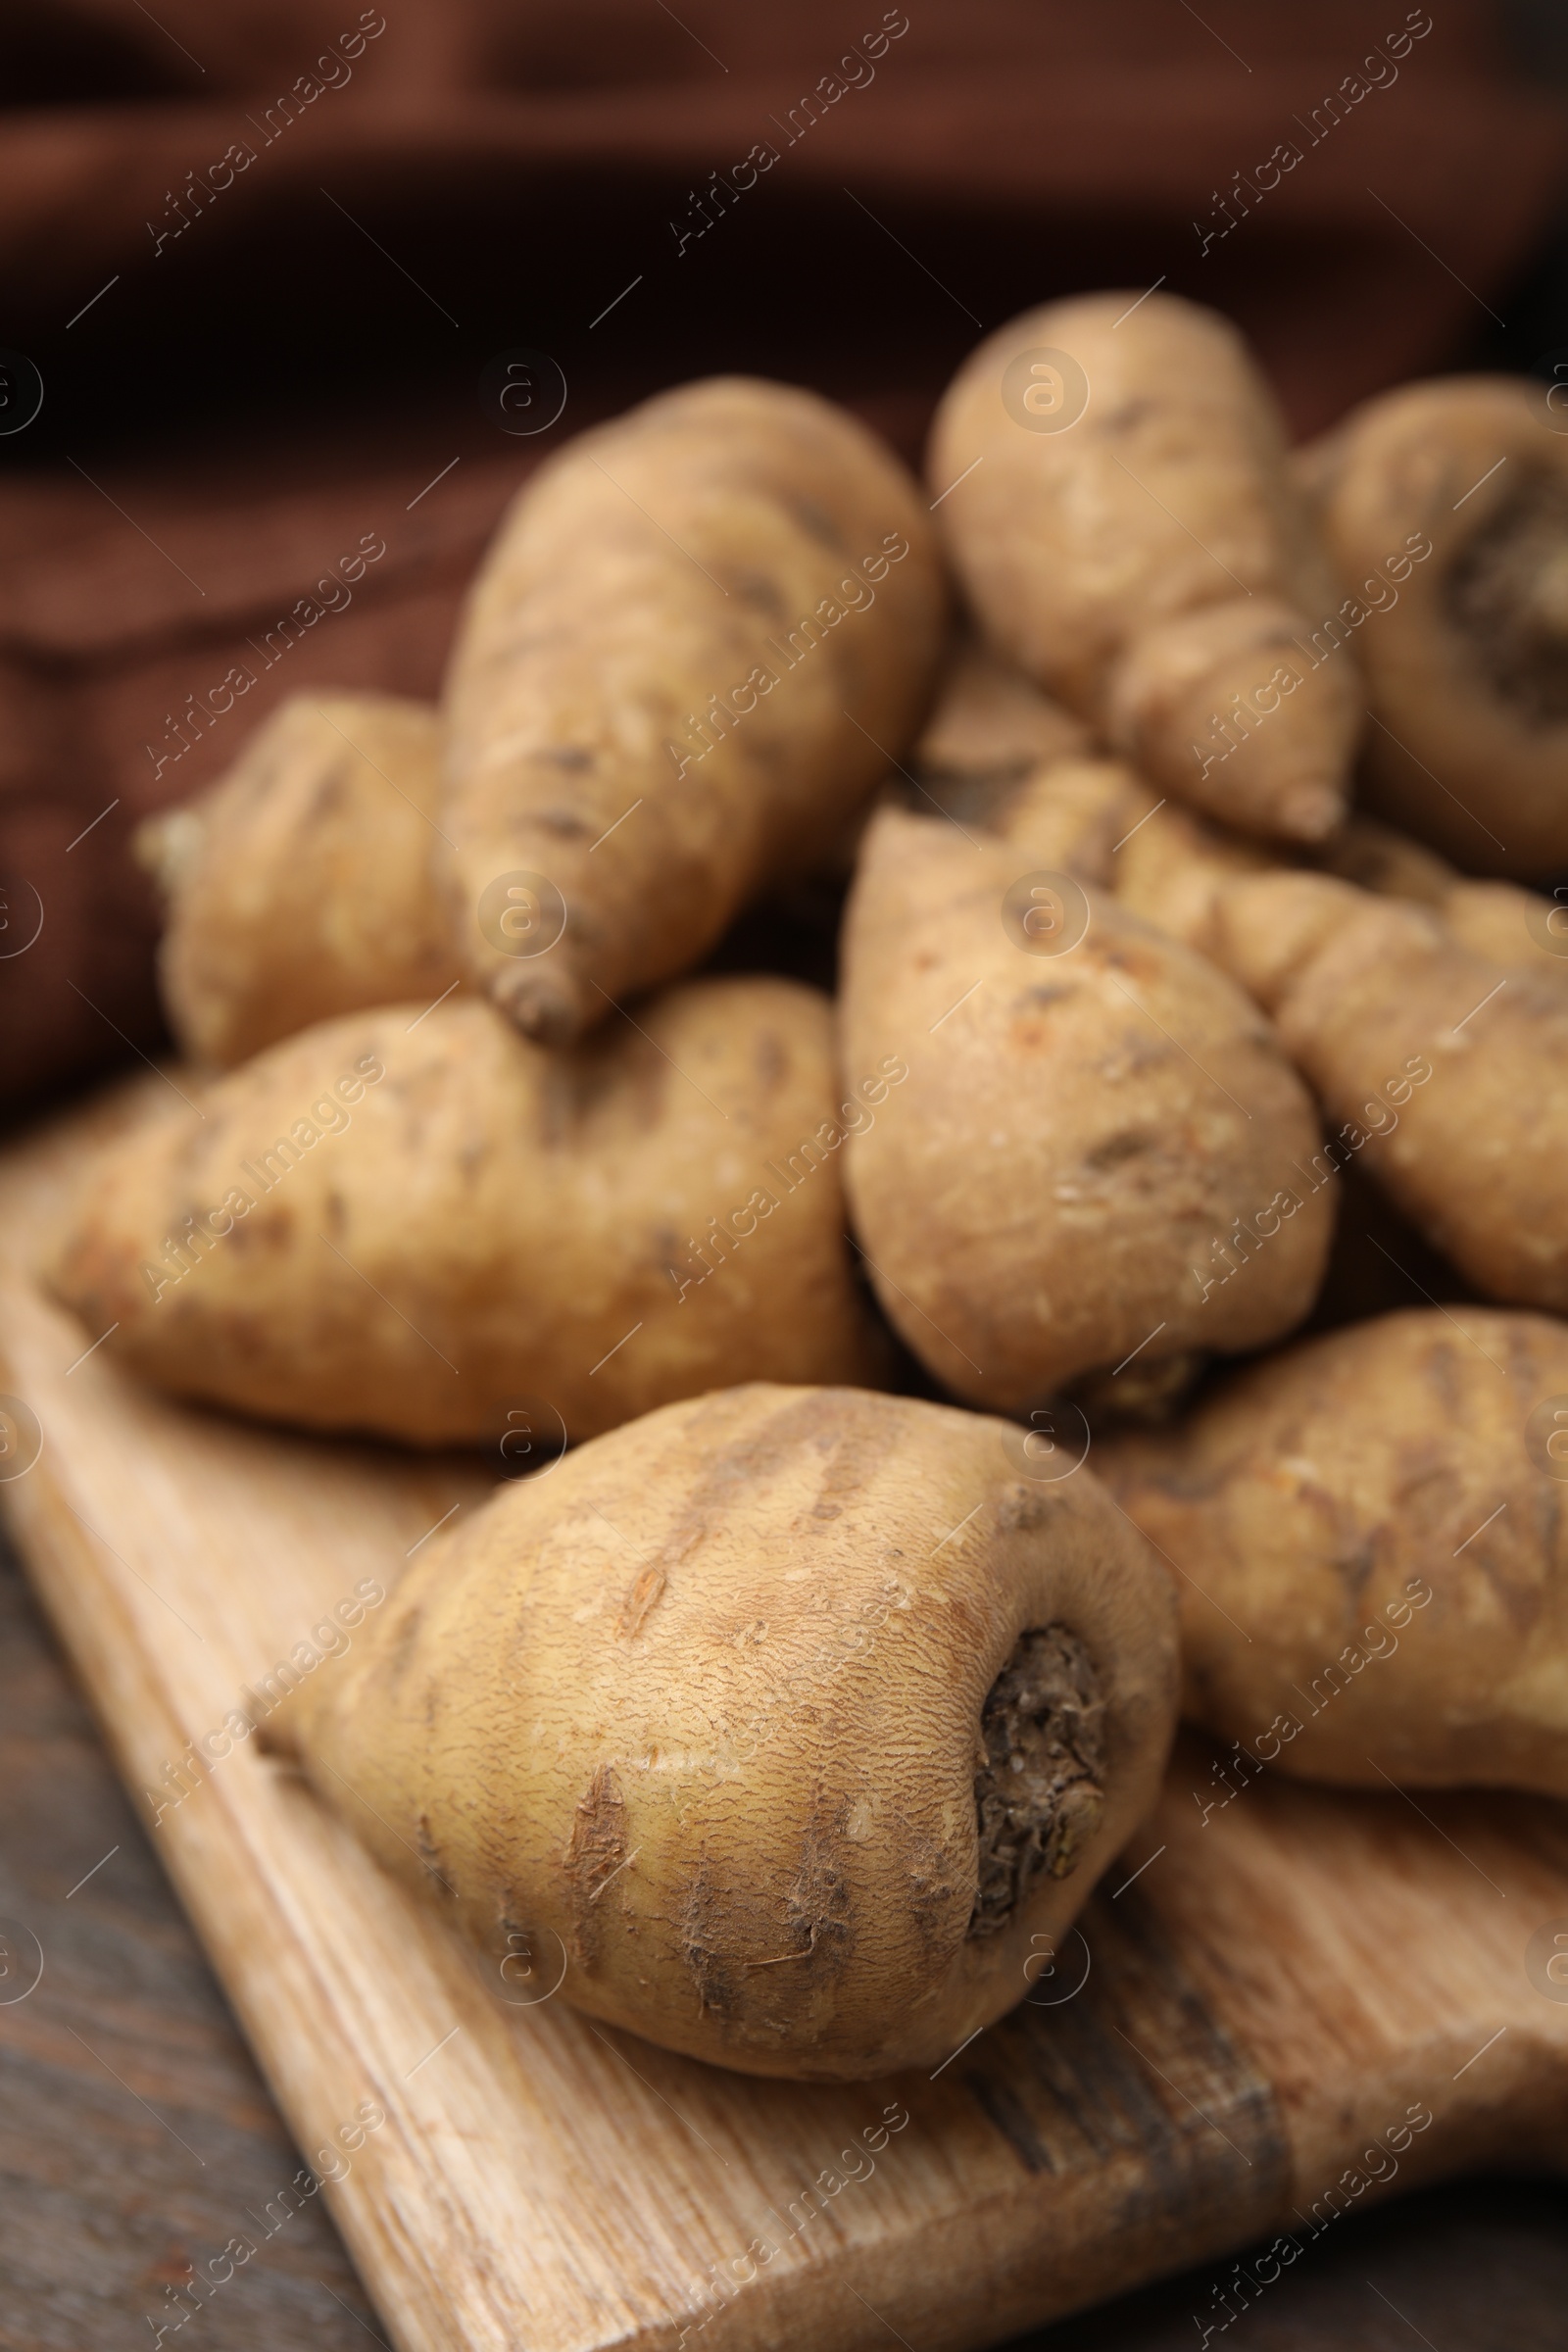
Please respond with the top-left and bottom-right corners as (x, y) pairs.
(838, 802), (1336, 1415)
(1100, 1308), (1568, 1797)
(997, 759), (1568, 990)
(928, 293), (1361, 842)
(263, 1383), (1178, 2081)
(1299, 375), (1568, 877)
(136, 695), (459, 1069)
(46, 981), (884, 1447)
(1209, 868), (1568, 1311)
(442, 377), (945, 1045)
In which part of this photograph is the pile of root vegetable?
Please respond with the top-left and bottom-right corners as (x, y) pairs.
(50, 295), (1568, 2083)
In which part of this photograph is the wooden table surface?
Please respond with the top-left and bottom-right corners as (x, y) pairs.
(1, 1516), (1565, 2352)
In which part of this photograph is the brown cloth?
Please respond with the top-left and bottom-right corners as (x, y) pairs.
(2, 0), (1564, 1110)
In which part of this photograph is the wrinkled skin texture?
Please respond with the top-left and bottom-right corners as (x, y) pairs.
(137, 695), (459, 1068)
(928, 294), (1360, 840)
(1300, 375), (1568, 876)
(1101, 1310), (1568, 1795)
(838, 805), (1335, 1410)
(48, 982), (882, 1446)
(268, 1384), (1178, 2079)
(1212, 870), (1568, 1311)
(443, 376), (945, 1044)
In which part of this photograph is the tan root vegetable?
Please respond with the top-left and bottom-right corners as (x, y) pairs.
(928, 293), (1361, 841)
(997, 759), (1568, 987)
(1300, 375), (1568, 876)
(985, 751), (1272, 960)
(1209, 868), (1568, 1309)
(136, 695), (458, 1068)
(838, 803), (1336, 1415)
(48, 981), (882, 1446)
(1101, 1309), (1568, 1795)
(1319, 814), (1568, 986)
(443, 377), (945, 1045)
(265, 1383), (1178, 2079)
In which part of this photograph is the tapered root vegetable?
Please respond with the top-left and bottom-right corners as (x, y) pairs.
(928, 294), (1361, 841)
(443, 377), (945, 1045)
(135, 695), (458, 1068)
(264, 1383), (1178, 2079)
(983, 750), (1272, 959)
(47, 980), (883, 1446)
(1209, 868), (1568, 1309)
(1000, 753), (1568, 991)
(1101, 1309), (1568, 1795)
(1300, 375), (1568, 876)
(1318, 814), (1568, 987)
(838, 804), (1336, 1415)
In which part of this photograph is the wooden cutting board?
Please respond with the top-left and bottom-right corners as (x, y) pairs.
(2, 1087), (1566, 2352)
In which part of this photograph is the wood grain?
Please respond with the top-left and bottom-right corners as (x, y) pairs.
(0, 1523), (384, 2352)
(1, 1087), (1566, 2352)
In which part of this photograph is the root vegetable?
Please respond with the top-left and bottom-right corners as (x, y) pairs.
(264, 1382), (1178, 2079)
(998, 756), (1568, 992)
(136, 696), (458, 1068)
(838, 803), (1336, 1414)
(1318, 814), (1568, 986)
(987, 752), (1272, 958)
(1100, 1308), (1568, 1796)
(443, 377), (944, 1046)
(1209, 867), (1568, 1309)
(928, 294), (1361, 841)
(47, 980), (881, 1446)
(1300, 375), (1568, 876)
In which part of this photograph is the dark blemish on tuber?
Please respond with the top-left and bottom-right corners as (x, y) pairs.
(996, 1483), (1049, 1534)
(1101, 397), (1156, 435)
(564, 1763), (629, 1967)
(734, 569), (786, 616)
(779, 1817), (853, 1972)
(968, 1624), (1105, 1938)
(680, 1863), (737, 2018)
(1085, 1128), (1153, 1172)
(535, 806), (596, 839)
(308, 757), (353, 821)
(752, 1029), (788, 1092)
(788, 493), (846, 553)
(1447, 472), (1568, 724)
(615, 1562), (668, 1640)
